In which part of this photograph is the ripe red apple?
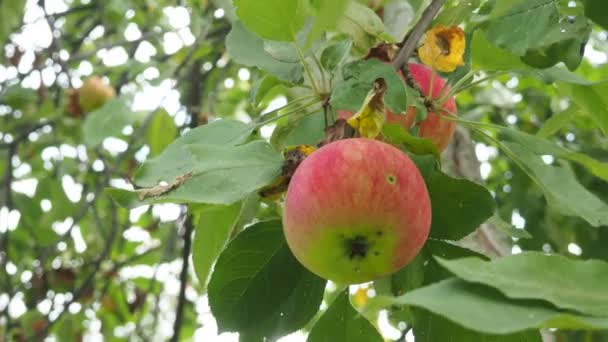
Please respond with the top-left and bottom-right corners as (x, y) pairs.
(338, 63), (457, 151)
(283, 138), (431, 284)
(402, 63), (457, 152)
(78, 76), (116, 113)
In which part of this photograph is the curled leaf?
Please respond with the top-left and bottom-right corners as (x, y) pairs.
(346, 78), (387, 138)
(136, 172), (193, 200)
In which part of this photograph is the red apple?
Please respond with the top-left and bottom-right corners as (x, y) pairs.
(283, 138), (431, 284)
(402, 63), (457, 152)
(338, 63), (457, 151)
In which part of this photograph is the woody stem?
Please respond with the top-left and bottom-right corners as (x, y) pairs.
(392, 0), (447, 70)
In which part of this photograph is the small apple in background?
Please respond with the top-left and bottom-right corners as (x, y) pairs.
(282, 138), (431, 284)
(78, 76), (116, 113)
(402, 63), (457, 152)
(339, 63), (457, 152)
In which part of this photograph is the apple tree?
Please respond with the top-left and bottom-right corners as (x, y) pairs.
(1, 0), (608, 341)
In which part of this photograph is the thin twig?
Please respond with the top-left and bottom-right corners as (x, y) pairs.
(170, 215), (194, 342)
(391, 0), (446, 70)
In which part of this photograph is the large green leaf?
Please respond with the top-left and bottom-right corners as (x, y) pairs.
(471, 30), (527, 71)
(413, 309), (542, 342)
(335, 1), (388, 53)
(233, 0), (307, 41)
(500, 127), (608, 182)
(191, 202), (243, 291)
(437, 252), (608, 317)
(505, 143), (608, 227)
(307, 290), (383, 342)
(208, 220), (326, 339)
(559, 81), (608, 135)
(133, 141), (283, 205)
(396, 278), (608, 334)
(484, 0), (560, 56)
(82, 98), (134, 147)
(425, 171), (496, 240)
(584, 0), (608, 30)
(226, 22), (303, 83)
(320, 40), (352, 72)
(146, 109), (177, 157)
(134, 119), (252, 187)
(307, 0), (350, 44)
(331, 59), (407, 114)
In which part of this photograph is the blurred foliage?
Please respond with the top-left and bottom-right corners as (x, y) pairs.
(0, 0), (607, 341)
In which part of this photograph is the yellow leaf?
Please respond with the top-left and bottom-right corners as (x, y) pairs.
(419, 25), (466, 73)
(346, 79), (387, 139)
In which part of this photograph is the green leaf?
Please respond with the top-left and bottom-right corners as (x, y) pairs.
(0, 85), (37, 111)
(250, 75), (282, 108)
(146, 109), (177, 157)
(424, 171), (496, 240)
(383, 0), (415, 41)
(307, 290), (383, 342)
(226, 22), (303, 83)
(134, 119), (252, 187)
(471, 30), (527, 71)
(488, 214), (532, 239)
(484, 0), (560, 56)
(82, 98), (134, 147)
(270, 109), (322, 149)
(336, 1), (387, 53)
(397, 278), (608, 334)
(413, 309), (542, 342)
(307, 0), (350, 44)
(558, 81), (608, 135)
(505, 143), (608, 227)
(382, 124), (440, 159)
(208, 220), (326, 339)
(433, 0), (481, 26)
(537, 107), (577, 138)
(499, 127), (608, 182)
(191, 202), (243, 291)
(233, 0), (307, 41)
(133, 141), (283, 205)
(584, 0), (608, 30)
(0, 1), (25, 53)
(320, 40), (352, 72)
(331, 59), (407, 114)
(283, 111), (326, 147)
(437, 252), (608, 317)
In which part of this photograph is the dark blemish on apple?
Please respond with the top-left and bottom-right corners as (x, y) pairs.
(374, 251), (380, 256)
(376, 230), (383, 236)
(386, 174), (396, 185)
(346, 235), (368, 259)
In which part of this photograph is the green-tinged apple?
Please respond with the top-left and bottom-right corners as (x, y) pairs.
(339, 63), (457, 151)
(78, 76), (116, 113)
(283, 138), (431, 284)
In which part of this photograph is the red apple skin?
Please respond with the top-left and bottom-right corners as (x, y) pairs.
(402, 63), (457, 152)
(338, 63), (457, 151)
(283, 138), (431, 284)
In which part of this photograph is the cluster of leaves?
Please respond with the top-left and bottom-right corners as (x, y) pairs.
(1, 0), (608, 341)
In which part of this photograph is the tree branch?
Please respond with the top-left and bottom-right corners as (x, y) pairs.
(391, 0), (446, 70)
(170, 215), (194, 342)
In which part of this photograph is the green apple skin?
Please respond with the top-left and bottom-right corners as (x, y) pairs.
(283, 138), (431, 284)
(78, 76), (116, 113)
